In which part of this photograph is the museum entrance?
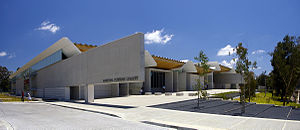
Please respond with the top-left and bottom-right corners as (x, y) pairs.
(151, 71), (165, 93)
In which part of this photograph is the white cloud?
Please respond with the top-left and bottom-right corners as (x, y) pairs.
(217, 45), (236, 56)
(36, 21), (60, 33)
(0, 51), (15, 59)
(0, 51), (7, 57)
(8, 53), (16, 59)
(220, 58), (237, 68)
(180, 59), (189, 63)
(145, 29), (174, 44)
(252, 49), (266, 55)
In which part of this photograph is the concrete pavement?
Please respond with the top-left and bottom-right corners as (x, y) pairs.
(46, 95), (300, 130)
(0, 102), (167, 130)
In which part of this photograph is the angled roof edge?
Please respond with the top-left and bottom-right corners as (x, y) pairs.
(145, 50), (157, 67)
(10, 37), (81, 79)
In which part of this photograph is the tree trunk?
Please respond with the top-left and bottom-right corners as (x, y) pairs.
(281, 90), (284, 101)
(272, 90), (273, 98)
(248, 84), (251, 102)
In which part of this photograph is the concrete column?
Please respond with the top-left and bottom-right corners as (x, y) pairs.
(64, 87), (70, 101)
(211, 72), (214, 89)
(173, 71), (178, 92)
(144, 68), (151, 92)
(85, 84), (94, 103)
(178, 72), (186, 91)
(186, 74), (191, 90)
(165, 72), (173, 92)
(111, 83), (119, 97)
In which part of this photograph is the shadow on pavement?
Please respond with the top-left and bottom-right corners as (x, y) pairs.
(149, 99), (300, 121)
(44, 99), (136, 109)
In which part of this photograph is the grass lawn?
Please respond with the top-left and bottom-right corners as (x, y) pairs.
(211, 91), (240, 100)
(235, 92), (300, 108)
(0, 92), (29, 102)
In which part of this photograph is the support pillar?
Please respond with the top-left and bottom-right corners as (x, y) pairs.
(173, 71), (178, 92)
(165, 72), (173, 92)
(211, 72), (214, 89)
(144, 68), (151, 92)
(85, 84), (94, 103)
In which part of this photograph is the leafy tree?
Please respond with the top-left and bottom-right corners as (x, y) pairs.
(257, 71), (267, 87)
(256, 71), (271, 96)
(0, 66), (11, 92)
(233, 43), (257, 113)
(246, 72), (256, 100)
(194, 50), (210, 108)
(270, 35), (300, 106)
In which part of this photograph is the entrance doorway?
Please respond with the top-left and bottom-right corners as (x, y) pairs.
(151, 71), (165, 92)
(70, 86), (79, 100)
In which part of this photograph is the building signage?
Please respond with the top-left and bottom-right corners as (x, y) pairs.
(103, 76), (138, 83)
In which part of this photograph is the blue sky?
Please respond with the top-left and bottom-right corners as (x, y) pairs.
(0, 0), (299, 75)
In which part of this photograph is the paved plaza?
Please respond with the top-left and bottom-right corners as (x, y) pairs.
(1, 90), (300, 130)
(0, 102), (166, 130)
(46, 94), (300, 130)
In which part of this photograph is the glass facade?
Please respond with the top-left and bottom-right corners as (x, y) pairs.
(31, 50), (62, 72)
(151, 71), (165, 91)
(15, 49), (63, 79)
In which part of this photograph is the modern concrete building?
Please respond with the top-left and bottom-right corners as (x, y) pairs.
(10, 33), (242, 102)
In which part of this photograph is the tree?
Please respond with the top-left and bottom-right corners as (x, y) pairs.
(256, 71), (270, 97)
(257, 71), (267, 87)
(194, 50), (210, 108)
(246, 72), (256, 100)
(233, 43), (257, 113)
(270, 35), (300, 106)
(0, 66), (11, 92)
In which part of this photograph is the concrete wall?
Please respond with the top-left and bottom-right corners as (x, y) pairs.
(44, 87), (65, 100)
(213, 73), (243, 89)
(129, 82), (143, 94)
(94, 84), (112, 98)
(35, 33), (145, 100)
(36, 88), (44, 98)
(111, 83), (119, 97)
(186, 74), (200, 90)
(119, 83), (129, 96)
(214, 73), (243, 84)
